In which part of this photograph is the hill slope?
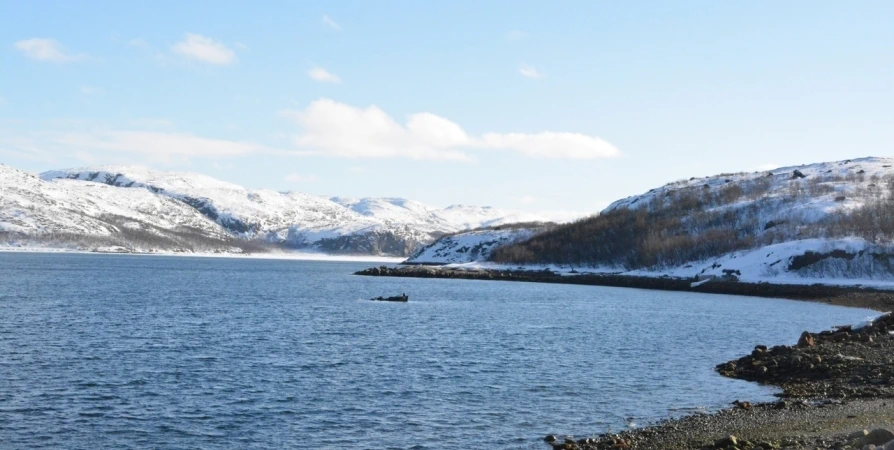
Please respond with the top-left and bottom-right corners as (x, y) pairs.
(490, 157), (894, 282)
(405, 223), (554, 265)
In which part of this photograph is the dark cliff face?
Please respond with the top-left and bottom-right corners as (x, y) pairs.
(314, 230), (425, 257)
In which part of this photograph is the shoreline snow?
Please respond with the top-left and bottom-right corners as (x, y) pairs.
(0, 246), (406, 263)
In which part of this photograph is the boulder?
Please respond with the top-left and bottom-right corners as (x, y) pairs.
(849, 430), (869, 440)
(714, 435), (738, 447)
(797, 331), (816, 347)
(861, 429), (894, 447)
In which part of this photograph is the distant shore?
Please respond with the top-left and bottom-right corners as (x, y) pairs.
(0, 246), (406, 263)
(355, 265), (894, 312)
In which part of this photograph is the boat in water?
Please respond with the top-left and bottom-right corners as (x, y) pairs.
(370, 294), (409, 302)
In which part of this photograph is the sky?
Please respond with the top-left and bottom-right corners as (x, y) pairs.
(1, 1), (892, 219)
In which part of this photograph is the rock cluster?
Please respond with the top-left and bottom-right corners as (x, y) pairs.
(819, 428), (894, 450)
(716, 313), (894, 399)
(698, 429), (894, 450)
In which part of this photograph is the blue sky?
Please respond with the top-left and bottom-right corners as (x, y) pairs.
(2, 1), (892, 217)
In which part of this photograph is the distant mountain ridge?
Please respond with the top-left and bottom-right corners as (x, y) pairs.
(0, 164), (562, 256)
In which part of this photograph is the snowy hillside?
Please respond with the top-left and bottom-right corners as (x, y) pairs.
(0, 164), (235, 252)
(0, 164), (568, 255)
(636, 237), (894, 286)
(605, 156), (893, 221)
(491, 157), (894, 282)
(405, 224), (550, 265)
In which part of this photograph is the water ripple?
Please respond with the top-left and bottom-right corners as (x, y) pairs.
(0, 252), (877, 449)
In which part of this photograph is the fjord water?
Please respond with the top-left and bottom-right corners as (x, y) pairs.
(0, 253), (876, 449)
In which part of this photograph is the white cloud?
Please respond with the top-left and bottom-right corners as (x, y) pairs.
(322, 15), (341, 30)
(14, 38), (87, 63)
(284, 173), (319, 183)
(0, 96), (7, 105)
(519, 64), (543, 79)
(480, 131), (619, 159)
(280, 99), (619, 161)
(307, 66), (341, 84)
(514, 195), (539, 204)
(281, 99), (471, 161)
(171, 33), (236, 65)
(52, 130), (271, 162)
(505, 30), (527, 42)
(79, 85), (100, 95)
(347, 166), (367, 174)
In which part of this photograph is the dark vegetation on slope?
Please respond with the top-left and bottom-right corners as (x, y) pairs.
(491, 170), (894, 270)
(0, 214), (270, 253)
(315, 230), (427, 256)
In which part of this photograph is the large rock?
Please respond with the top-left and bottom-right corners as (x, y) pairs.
(861, 429), (894, 446)
(797, 331), (816, 347)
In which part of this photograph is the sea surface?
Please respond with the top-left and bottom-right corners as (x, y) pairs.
(0, 252), (878, 449)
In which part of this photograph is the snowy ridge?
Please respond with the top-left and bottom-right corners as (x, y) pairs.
(605, 156), (894, 222)
(0, 164), (570, 255)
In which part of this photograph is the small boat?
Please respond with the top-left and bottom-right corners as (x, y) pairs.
(370, 293), (409, 302)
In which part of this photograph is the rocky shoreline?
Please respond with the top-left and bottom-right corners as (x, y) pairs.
(560, 314), (894, 450)
(356, 265), (894, 450)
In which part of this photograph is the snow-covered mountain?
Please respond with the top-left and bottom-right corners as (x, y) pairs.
(0, 164), (564, 255)
(0, 164), (236, 253)
(434, 157), (894, 283)
(603, 156), (893, 221)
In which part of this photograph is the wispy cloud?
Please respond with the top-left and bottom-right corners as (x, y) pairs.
(171, 33), (236, 65)
(307, 66), (341, 84)
(280, 99), (619, 161)
(79, 85), (100, 95)
(14, 38), (88, 63)
(322, 15), (341, 30)
(505, 30), (527, 42)
(519, 64), (543, 79)
(284, 173), (320, 183)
